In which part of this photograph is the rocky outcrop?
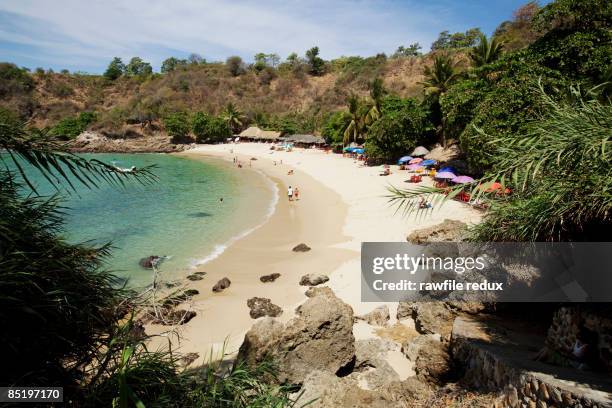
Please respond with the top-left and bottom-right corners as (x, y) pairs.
(356, 305), (390, 327)
(237, 289), (355, 384)
(304, 286), (334, 298)
(247, 297), (283, 319)
(299, 273), (329, 286)
(260, 273), (281, 283)
(292, 243), (311, 252)
(398, 302), (456, 339)
(212, 277), (231, 292)
(406, 219), (468, 244)
(404, 334), (451, 386)
(297, 370), (432, 408)
(71, 130), (186, 153)
(349, 338), (400, 389)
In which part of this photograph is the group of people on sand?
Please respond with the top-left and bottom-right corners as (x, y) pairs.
(287, 185), (300, 201)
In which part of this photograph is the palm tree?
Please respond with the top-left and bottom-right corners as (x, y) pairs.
(222, 102), (245, 134)
(469, 33), (504, 67)
(343, 94), (366, 145)
(365, 78), (386, 125)
(419, 54), (461, 146)
(420, 54), (461, 96)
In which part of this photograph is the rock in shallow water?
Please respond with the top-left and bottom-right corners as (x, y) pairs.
(247, 297), (283, 319)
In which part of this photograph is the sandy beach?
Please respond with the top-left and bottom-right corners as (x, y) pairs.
(148, 142), (482, 367)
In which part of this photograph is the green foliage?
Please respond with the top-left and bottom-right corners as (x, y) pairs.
(253, 53), (280, 72)
(104, 57), (125, 80)
(439, 77), (490, 141)
(469, 33), (504, 67)
(305, 46), (325, 76)
(365, 96), (432, 161)
(191, 111), (231, 143)
(163, 111), (191, 142)
(321, 111), (352, 145)
(49, 111), (97, 139)
(470, 84), (611, 241)
(226, 56), (246, 76)
(431, 28), (483, 50)
(221, 102), (245, 134)
(125, 57), (153, 77)
(393, 43), (422, 57)
(0, 62), (35, 97)
(161, 57), (188, 73)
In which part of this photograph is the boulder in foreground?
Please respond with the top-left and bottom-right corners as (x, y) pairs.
(247, 297), (283, 319)
(299, 273), (329, 286)
(237, 288), (355, 384)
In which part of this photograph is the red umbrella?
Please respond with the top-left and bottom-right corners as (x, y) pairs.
(478, 182), (511, 194)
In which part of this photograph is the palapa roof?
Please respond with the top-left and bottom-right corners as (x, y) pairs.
(282, 134), (326, 144)
(411, 146), (430, 156)
(239, 126), (282, 140)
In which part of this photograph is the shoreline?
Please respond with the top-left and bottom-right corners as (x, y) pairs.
(147, 143), (483, 365)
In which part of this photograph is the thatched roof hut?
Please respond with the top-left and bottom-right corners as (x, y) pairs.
(238, 126), (282, 141)
(411, 146), (430, 156)
(282, 134), (326, 145)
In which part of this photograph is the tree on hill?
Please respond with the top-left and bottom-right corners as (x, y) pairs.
(365, 77), (386, 124)
(188, 53), (205, 65)
(161, 57), (188, 73)
(226, 56), (246, 76)
(343, 94), (367, 145)
(305, 46), (325, 75)
(431, 28), (483, 50)
(469, 33), (504, 67)
(393, 43), (422, 57)
(125, 57), (153, 77)
(103, 57), (125, 80)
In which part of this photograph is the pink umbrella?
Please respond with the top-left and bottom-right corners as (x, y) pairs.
(451, 175), (475, 184)
(409, 158), (423, 164)
(407, 164), (424, 171)
(435, 171), (456, 179)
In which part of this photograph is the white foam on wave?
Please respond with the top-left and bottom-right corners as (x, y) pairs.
(190, 167), (279, 268)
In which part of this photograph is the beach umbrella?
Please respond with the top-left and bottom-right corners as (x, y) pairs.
(343, 147), (355, 152)
(478, 182), (511, 194)
(398, 155), (413, 163)
(435, 171), (456, 179)
(421, 159), (437, 167)
(439, 166), (456, 173)
(411, 146), (430, 156)
(451, 175), (475, 184)
(407, 164), (424, 171)
(353, 148), (365, 154)
(409, 158), (423, 164)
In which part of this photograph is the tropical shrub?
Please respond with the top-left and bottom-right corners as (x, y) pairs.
(321, 111), (352, 145)
(191, 111), (230, 143)
(104, 57), (125, 80)
(49, 111), (97, 139)
(163, 111), (191, 142)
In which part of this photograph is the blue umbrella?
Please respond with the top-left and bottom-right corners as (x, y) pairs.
(343, 147), (355, 152)
(353, 148), (365, 154)
(439, 166), (456, 173)
(398, 155), (413, 163)
(421, 159), (437, 167)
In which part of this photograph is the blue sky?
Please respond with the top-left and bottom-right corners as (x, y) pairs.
(0, 0), (537, 73)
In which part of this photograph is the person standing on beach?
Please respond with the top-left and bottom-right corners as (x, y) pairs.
(287, 185), (293, 201)
(294, 187), (300, 201)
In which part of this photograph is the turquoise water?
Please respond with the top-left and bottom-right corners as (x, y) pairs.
(12, 153), (274, 287)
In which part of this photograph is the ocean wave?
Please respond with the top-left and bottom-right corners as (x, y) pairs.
(190, 168), (279, 268)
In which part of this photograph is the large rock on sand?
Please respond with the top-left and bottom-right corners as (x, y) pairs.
(406, 219), (467, 244)
(398, 302), (455, 338)
(237, 288), (355, 384)
(212, 277), (231, 292)
(356, 305), (390, 327)
(299, 273), (329, 286)
(247, 297), (283, 319)
(292, 243), (311, 252)
(405, 335), (451, 385)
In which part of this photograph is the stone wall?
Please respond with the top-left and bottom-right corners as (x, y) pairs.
(451, 317), (612, 408)
(546, 306), (612, 373)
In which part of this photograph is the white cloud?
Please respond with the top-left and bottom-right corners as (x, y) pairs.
(0, 0), (453, 71)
